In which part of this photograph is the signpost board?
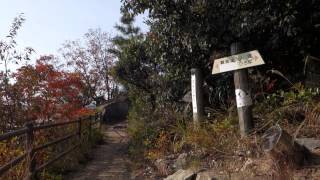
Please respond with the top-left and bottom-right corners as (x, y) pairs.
(212, 46), (265, 136)
(212, 50), (264, 74)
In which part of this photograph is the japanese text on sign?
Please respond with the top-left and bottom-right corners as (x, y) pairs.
(212, 50), (265, 74)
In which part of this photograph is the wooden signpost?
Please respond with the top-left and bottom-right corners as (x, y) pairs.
(212, 49), (264, 75)
(212, 43), (265, 136)
(191, 68), (204, 126)
(304, 55), (320, 88)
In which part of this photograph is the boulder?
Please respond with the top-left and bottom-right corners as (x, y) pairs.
(196, 170), (229, 180)
(164, 169), (197, 180)
(196, 171), (215, 180)
(261, 125), (310, 168)
(295, 138), (320, 152)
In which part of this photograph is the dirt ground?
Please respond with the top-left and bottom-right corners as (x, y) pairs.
(67, 121), (130, 180)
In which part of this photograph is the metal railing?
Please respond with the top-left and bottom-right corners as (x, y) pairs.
(0, 113), (103, 179)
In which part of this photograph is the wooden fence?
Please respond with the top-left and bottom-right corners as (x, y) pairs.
(0, 113), (102, 180)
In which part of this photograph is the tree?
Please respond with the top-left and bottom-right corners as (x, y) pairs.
(15, 56), (89, 121)
(110, 14), (167, 110)
(0, 14), (34, 131)
(119, 0), (320, 105)
(111, 15), (149, 91)
(0, 54), (91, 131)
(0, 13), (34, 83)
(60, 29), (118, 103)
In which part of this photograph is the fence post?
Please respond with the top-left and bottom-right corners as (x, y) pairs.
(231, 42), (253, 137)
(89, 115), (92, 140)
(25, 122), (36, 180)
(99, 112), (103, 131)
(94, 113), (97, 126)
(78, 118), (82, 141)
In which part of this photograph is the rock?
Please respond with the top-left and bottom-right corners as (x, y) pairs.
(196, 170), (256, 180)
(196, 170), (215, 180)
(261, 125), (308, 167)
(164, 169), (197, 180)
(296, 138), (320, 152)
(196, 170), (230, 180)
(174, 153), (188, 169)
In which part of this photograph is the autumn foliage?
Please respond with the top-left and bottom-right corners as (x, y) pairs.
(0, 15), (104, 179)
(0, 55), (93, 132)
(0, 56), (96, 179)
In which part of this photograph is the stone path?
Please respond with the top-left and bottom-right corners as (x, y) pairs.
(68, 121), (130, 180)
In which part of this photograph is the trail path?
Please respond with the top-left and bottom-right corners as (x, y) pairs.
(68, 121), (130, 180)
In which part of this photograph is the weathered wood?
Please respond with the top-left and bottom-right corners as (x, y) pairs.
(34, 133), (77, 152)
(35, 143), (80, 173)
(78, 118), (82, 139)
(99, 112), (103, 131)
(0, 113), (101, 178)
(304, 55), (320, 87)
(25, 123), (36, 180)
(89, 115), (93, 139)
(212, 50), (265, 74)
(261, 125), (309, 168)
(232, 42), (253, 136)
(191, 68), (204, 126)
(33, 119), (80, 131)
(0, 128), (28, 141)
(0, 153), (26, 175)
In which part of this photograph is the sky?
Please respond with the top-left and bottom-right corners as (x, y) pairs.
(0, 0), (148, 69)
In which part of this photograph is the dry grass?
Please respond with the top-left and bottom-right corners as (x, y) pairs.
(129, 85), (320, 178)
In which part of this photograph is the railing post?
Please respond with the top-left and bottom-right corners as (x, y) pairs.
(89, 115), (92, 140)
(99, 112), (103, 131)
(78, 118), (82, 141)
(25, 122), (36, 180)
(94, 113), (97, 126)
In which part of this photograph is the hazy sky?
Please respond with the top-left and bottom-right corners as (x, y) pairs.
(0, 0), (148, 61)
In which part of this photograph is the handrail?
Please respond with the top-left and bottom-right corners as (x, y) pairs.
(34, 132), (77, 152)
(33, 119), (80, 131)
(0, 128), (28, 141)
(35, 143), (80, 173)
(0, 113), (103, 179)
(0, 153), (27, 175)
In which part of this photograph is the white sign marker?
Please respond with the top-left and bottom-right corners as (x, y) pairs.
(235, 89), (252, 108)
(191, 74), (198, 113)
(212, 50), (265, 74)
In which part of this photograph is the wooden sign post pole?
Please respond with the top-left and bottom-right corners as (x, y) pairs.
(231, 42), (253, 137)
(212, 44), (263, 136)
(191, 68), (204, 126)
